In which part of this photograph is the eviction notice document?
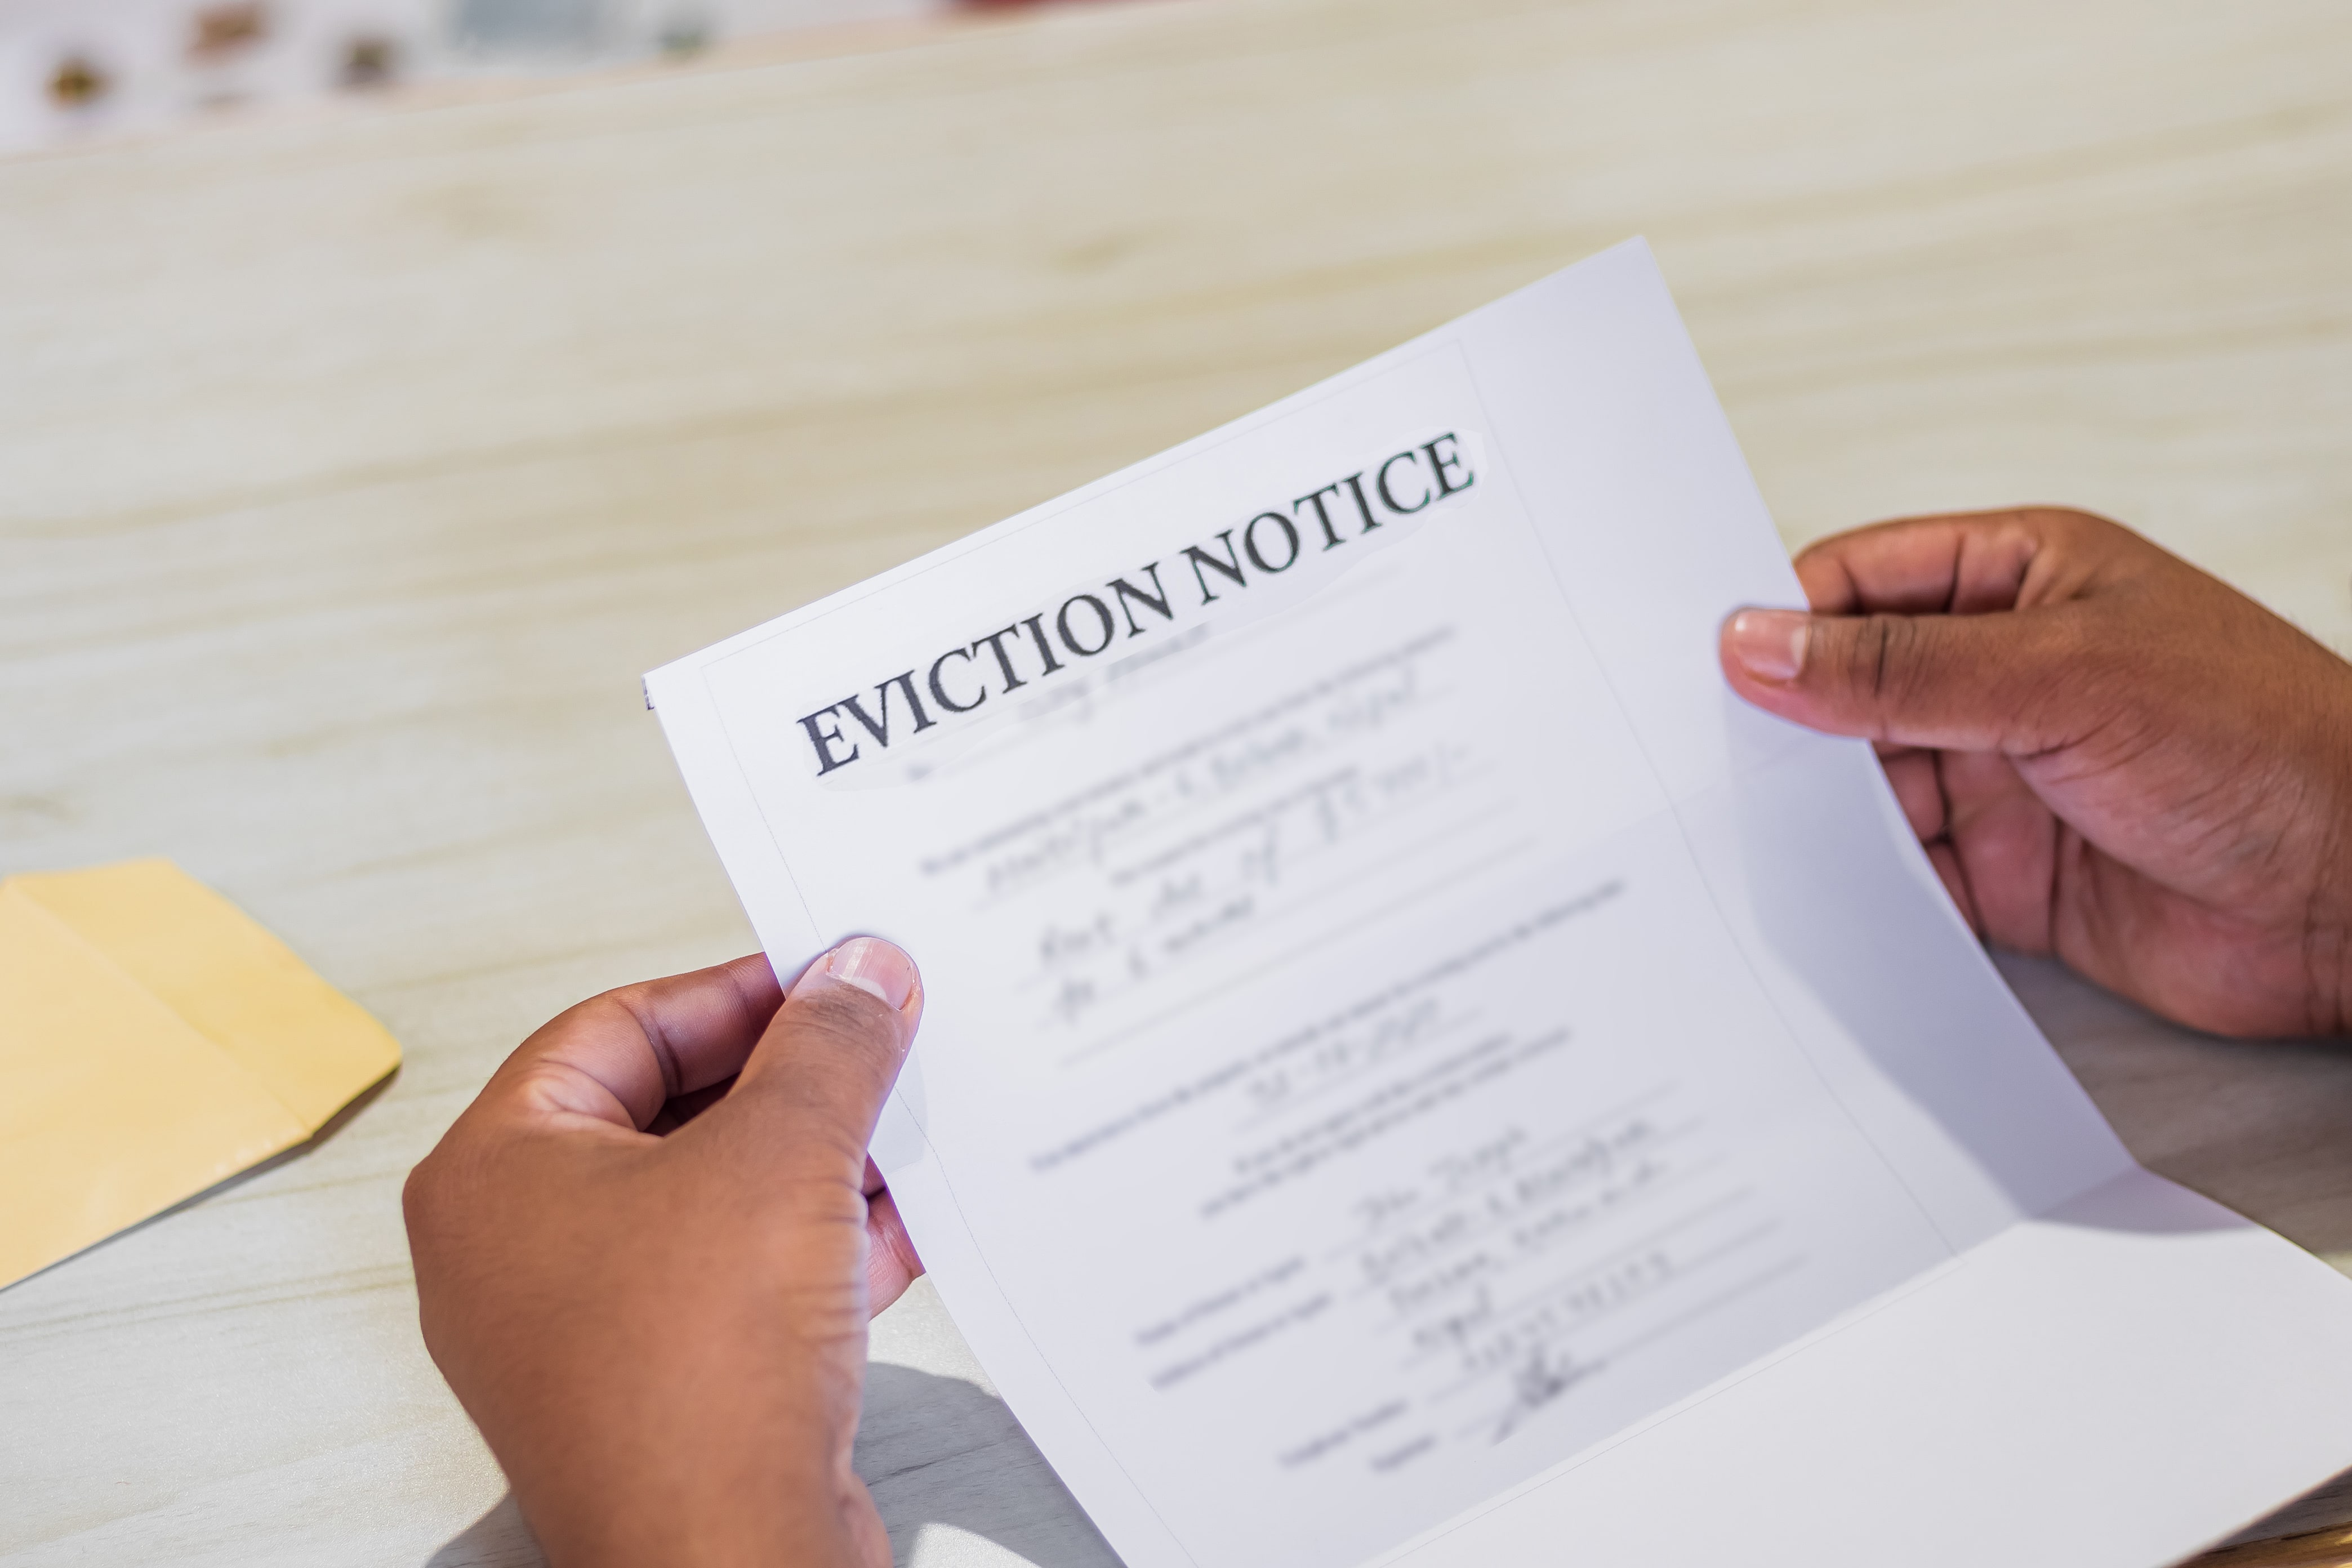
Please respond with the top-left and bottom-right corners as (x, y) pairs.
(647, 241), (2352, 1568)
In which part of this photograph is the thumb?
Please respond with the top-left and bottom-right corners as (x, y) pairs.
(1719, 605), (2082, 753)
(719, 937), (923, 1183)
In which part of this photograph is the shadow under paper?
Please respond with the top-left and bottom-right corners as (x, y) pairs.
(857, 1363), (1121, 1568)
(424, 1492), (541, 1568)
(422, 1365), (1119, 1568)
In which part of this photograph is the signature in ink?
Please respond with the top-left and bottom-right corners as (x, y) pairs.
(1492, 1348), (1606, 1442)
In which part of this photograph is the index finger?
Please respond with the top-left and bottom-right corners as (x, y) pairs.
(1794, 508), (2049, 617)
(483, 953), (786, 1133)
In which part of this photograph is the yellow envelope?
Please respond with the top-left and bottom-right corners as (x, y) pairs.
(0, 859), (400, 1290)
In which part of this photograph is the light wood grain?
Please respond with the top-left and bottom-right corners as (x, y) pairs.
(2193, 1525), (2352, 1568)
(1, 1), (2348, 1563)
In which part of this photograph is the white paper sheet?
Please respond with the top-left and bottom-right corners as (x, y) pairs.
(647, 240), (2352, 1568)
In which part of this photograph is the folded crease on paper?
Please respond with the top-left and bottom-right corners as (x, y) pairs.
(0, 859), (400, 1290)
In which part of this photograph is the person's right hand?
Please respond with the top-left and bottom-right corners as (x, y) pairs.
(1719, 506), (2352, 1039)
(404, 938), (925, 1568)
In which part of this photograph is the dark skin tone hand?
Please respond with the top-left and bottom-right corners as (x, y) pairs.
(1721, 506), (2352, 1039)
(404, 938), (926, 1568)
(408, 505), (2352, 1566)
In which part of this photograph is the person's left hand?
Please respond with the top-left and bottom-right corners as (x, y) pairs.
(403, 939), (925, 1568)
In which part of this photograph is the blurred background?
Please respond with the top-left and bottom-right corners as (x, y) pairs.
(5, 2), (2351, 1563)
(0, 0), (1073, 154)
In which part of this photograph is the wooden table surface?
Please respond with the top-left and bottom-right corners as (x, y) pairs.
(3, 1), (2350, 1563)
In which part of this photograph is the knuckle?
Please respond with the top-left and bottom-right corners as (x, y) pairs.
(400, 1157), (465, 1269)
(399, 1161), (438, 1230)
(559, 991), (640, 1045)
(403, 1172), (460, 1243)
(1847, 613), (1911, 705)
(724, 1070), (881, 1176)
(400, 1129), (503, 1241)
(1860, 616), (1895, 695)
(1828, 613), (1939, 733)
(2023, 506), (2136, 563)
(777, 1276), (873, 1348)
(781, 1117), (879, 1182)
(2029, 504), (2118, 534)
(778, 1173), (871, 1227)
